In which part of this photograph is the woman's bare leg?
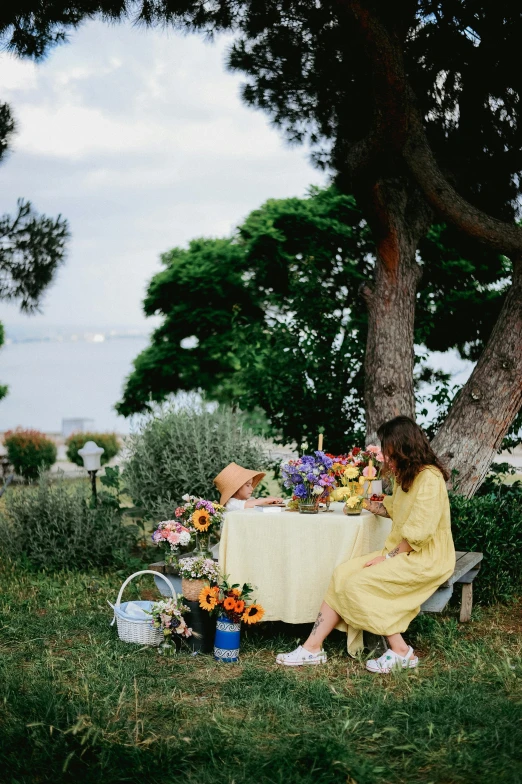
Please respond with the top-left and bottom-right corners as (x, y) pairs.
(301, 602), (341, 653)
(386, 633), (410, 656)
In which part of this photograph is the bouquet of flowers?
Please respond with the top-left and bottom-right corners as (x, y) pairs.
(151, 520), (192, 564)
(198, 576), (265, 625)
(177, 555), (221, 601)
(174, 495), (226, 554)
(281, 451), (336, 510)
(148, 595), (193, 653)
(177, 555), (220, 582)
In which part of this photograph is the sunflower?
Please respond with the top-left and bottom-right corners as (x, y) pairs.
(234, 600), (245, 614)
(242, 604), (265, 624)
(192, 508), (211, 531)
(198, 586), (218, 610)
(223, 597), (236, 611)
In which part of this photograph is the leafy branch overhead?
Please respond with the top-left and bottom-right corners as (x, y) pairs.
(0, 200), (69, 312)
(117, 186), (511, 453)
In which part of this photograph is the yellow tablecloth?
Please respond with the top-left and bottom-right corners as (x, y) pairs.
(218, 503), (392, 652)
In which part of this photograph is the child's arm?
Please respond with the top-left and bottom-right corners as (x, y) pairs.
(248, 496), (285, 507)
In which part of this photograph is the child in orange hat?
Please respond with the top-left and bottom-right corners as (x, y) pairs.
(214, 462), (284, 511)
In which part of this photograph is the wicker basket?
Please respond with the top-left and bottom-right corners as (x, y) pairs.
(109, 570), (177, 646)
(182, 577), (208, 601)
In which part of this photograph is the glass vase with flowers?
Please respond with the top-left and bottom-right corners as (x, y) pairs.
(281, 452), (336, 514)
(174, 495), (226, 557)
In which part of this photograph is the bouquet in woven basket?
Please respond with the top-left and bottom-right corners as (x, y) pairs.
(148, 595), (193, 654)
(151, 520), (193, 564)
(198, 576), (265, 625)
(175, 495), (226, 555)
(178, 555), (220, 601)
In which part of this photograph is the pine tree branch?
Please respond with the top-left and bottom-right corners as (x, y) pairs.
(343, 0), (522, 255)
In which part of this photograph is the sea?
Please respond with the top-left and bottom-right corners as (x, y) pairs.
(0, 326), (151, 434)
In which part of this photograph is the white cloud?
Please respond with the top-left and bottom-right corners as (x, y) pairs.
(0, 54), (38, 91)
(0, 20), (326, 327)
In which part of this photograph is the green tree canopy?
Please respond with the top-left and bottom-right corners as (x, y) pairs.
(117, 186), (508, 452)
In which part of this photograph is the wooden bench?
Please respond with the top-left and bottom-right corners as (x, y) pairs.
(420, 550), (483, 622)
(364, 550), (483, 654)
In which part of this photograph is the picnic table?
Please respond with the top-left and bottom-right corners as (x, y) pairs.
(218, 503), (392, 652)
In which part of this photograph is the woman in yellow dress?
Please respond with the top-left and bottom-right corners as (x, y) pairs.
(276, 416), (456, 673)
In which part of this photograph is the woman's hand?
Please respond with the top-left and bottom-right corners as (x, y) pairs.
(364, 555), (386, 568)
(362, 499), (390, 518)
(258, 496), (285, 506)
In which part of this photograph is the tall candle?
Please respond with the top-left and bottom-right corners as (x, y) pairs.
(318, 433), (323, 451)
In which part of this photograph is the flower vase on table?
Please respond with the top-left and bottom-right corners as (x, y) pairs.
(329, 463), (365, 515)
(343, 495), (365, 515)
(281, 452), (335, 516)
(298, 498), (321, 514)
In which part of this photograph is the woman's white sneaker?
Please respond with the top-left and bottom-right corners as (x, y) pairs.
(366, 646), (418, 674)
(276, 645), (327, 666)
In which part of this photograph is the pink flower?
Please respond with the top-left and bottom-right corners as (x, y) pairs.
(174, 507), (184, 518)
(376, 452), (384, 462)
(366, 445), (380, 454)
(161, 529), (170, 539)
(167, 532), (180, 545)
(363, 465), (377, 478)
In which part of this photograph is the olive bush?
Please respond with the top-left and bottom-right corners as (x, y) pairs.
(0, 475), (136, 570)
(123, 401), (271, 519)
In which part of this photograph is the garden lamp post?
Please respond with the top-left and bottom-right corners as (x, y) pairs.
(78, 440), (104, 503)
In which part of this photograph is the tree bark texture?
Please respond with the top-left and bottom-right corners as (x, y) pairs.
(432, 258), (522, 497)
(359, 177), (431, 442)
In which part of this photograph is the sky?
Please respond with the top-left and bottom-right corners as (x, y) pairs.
(0, 20), (326, 329)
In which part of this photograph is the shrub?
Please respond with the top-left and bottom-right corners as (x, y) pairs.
(66, 431), (120, 467)
(4, 428), (57, 481)
(123, 400), (271, 519)
(0, 475), (136, 570)
(450, 488), (522, 604)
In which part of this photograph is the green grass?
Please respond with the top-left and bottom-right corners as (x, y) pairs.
(1, 562), (521, 784)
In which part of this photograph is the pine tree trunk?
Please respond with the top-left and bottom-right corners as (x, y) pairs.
(359, 178), (430, 441)
(431, 258), (522, 497)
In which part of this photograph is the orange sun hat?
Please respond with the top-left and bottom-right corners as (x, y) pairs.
(213, 462), (266, 506)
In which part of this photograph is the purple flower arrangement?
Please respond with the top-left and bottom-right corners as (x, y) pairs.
(281, 451), (336, 505)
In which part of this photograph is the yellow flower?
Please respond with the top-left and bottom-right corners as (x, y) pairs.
(343, 466), (359, 480)
(192, 509), (211, 531)
(345, 495), (363, 508)
(332, 486), (350, 501)
(242, 604), (265, 624)
(198, 586), (218, 611)
(358, 475), (366, 485)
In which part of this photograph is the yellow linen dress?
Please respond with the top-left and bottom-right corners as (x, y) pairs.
(325, 466), (456, 655)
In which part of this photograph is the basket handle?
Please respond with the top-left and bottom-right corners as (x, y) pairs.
(115, 569), (177, 606)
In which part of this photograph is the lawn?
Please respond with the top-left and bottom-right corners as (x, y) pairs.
(1, 562), (521, 784)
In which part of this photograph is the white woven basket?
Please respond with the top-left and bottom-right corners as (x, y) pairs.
(109, 570), (177, 646)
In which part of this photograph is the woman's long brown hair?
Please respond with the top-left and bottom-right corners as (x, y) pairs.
(377, 416), (449, 492)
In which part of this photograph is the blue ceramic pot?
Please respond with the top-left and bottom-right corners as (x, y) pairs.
(214, 615), (241, 662)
